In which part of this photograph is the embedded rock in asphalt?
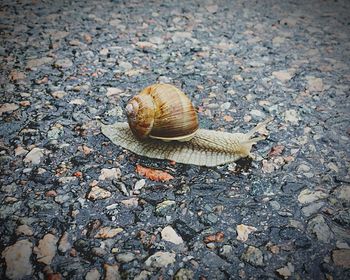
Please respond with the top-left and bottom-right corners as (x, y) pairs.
(241, 246), (264, 267)
(145, 251), (176, 269)
(2, 240), (33, 280)
(33, 234), (58, 265)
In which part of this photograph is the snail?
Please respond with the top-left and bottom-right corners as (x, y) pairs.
(101, 83), (272, 167)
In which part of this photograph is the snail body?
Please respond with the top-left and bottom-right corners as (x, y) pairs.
(101, 84), (271, 167)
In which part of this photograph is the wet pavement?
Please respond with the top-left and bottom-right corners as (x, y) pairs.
(0, 0), (349, 279)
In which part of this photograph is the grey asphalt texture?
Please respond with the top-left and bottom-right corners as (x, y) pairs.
(1, 0), (349, 279)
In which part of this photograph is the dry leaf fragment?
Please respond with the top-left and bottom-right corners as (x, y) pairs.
(268, 145), (285, 157)
(236, 224), (257, 242)
(203, 232), (225, 243)
(135, 164), (174, 182)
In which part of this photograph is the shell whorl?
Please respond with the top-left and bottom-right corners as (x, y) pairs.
(126, 84), (199, 140)
(100, 121), (269, 167)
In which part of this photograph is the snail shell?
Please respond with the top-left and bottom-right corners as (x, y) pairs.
(100, 83), (272, 167)
(125, 84), (199, 141)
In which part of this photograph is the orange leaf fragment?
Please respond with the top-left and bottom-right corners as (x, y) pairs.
(223, 115), (233, 122)
(135, 164), (174, 182)
(203, 232), (225, 243)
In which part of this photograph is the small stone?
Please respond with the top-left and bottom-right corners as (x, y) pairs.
(284, 109), (299, 124)
(58, 232), (71, 253)
(54, 193), (71, 204)
(0, 103), (19, 116)
(272, 70), (293, 81)
(220, 102), (231, 110)
(23, 148), (44, 165)
(307, 77), (324, 92)
(69, 99), (85, 105)
(118, 61), (133, 71)
(172, 31), (192, 42)
(145, 251), (176, 268)
(332, 249), (350, 268)
(336, 241), (350, 249)
(100, 48), (109, 55)
(33, 233), (58, 265)
(26, 57), (53, 69)
(85, 268), (101, 280)
(174, 268), (194, 280)
(15, 146), (28, 156)
(16, 225), (33, 236)
(161, 226), (184, 245)
(115, 252), (136, 263)
(99, 168), (121, 180)
(104, 264), (121, 280)
(236, 224), (257, 242)
(9, 70), (26, 81)
(298, 189), (328, 204)
(156, 200), (176, 215)
(87, 186), (112, 200)
(51, 91), (66, 99)
(307, 215), (333, 242)
(276, 262), (294, 278)
(302, 201), (325, 217)
(55, 58), (73, 68)
(136, 41), (157, 49)
(121, 197), (139, 207)
(92, 247), (107, 257)
(2, 239), (33, 280)
(336, 185), (350, 202)
(106, 87), (123, 97)
(219, 245), (233, 259)
(134, 179), (146, 191)
(250, 109), (265, 118)
(206, 4), (218, 13)
(241, 246), (264, 267)
(94, 227), (123, 239)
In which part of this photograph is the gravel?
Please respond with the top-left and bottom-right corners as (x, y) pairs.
(1, 0), (349, 279)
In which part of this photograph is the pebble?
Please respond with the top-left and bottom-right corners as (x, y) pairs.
(236, 224), (257, 242)
(106, 87), (123, 97)
(103, 264), (121, 280)
(69, 98), (85, 105)
(155, 200), (176, 215)
(241, 246), (264, 267)
(219, 245), (233, 259)
(174, 268), (194, 280)
(161, 226), (184, 245)
(2, 239), (33, 280)
(0, 103), (19, 116)
(58, 231), (71, 253)
(307, 215), (333, 243)
(298, 189), (328, 204)
(33, 233), (58, 265)
(332, 249), (350, 268)
(26, 57), (53, 69)
(272, 70), (293, 81)
(51, 91), (67, 99)
(336, 185), (350, 202)
(306, 76), (324, 92)
(283, 109), (299, 124)
(23, 148), (44, 165)
(16, 224), (33, 236)
(276, 262), (295, 278)
(94, 227), (123, 239)
(15, 146), (28, 156)
(85, 268), (101, 280)
(87, 186), (112, 200)
(145, 251), (176, 268)
(134, 179), (146, 191)
(99, 168), (121, 180)
(302, 201), (325, 217)
(54, 58), (73, 68)
(115, 252), (136, 263)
